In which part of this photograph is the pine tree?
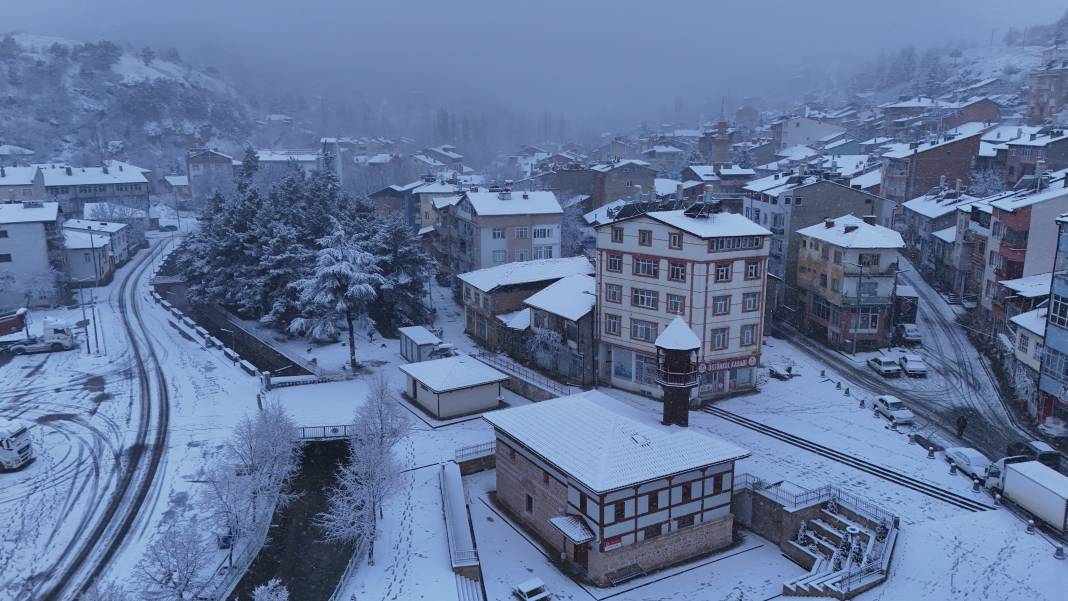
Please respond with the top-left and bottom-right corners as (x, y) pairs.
(367, 214), (431, 335)
(290, 221), (384, 368)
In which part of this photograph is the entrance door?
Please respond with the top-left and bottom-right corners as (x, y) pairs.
(573, 543), (589, 570)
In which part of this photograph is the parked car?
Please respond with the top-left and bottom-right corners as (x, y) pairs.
(895, 323), (922, 346)
(898, 354), (927, 377)
(944, 447), (992, 480)
(875, 395), (915, 425)
(867, 357), (902, 377)
(513, 578), (551, 601)
(159, 224), (179, 232)
(1006, 440), (1063, 471)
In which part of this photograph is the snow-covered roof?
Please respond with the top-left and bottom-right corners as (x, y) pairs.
(932, 226), (957, 243)
(590, 159), (651, 173)
(548, 515), (594, 544)
(655, 317), (701, 350)
(414, 181), (462, 195)
(524, 274), (596, 321)
(432, 195), (462, 210)
(895, 284), (918, 298)
(0, 201), (58, 224)
(0, 166), (40, 186)
(583, 199), (627, 226)
(797, 214), (904, 249)
(820, 154), (873, 178)
(999, 272), (1052, 298)
(496, 308), (531, 330)
(464, 190), (561, 216)
(776, 145), (819, 161)
(744, 172), (796, 194)
(38, 161), (148, 186)
(849, 170), (882, 190)
(63, 230), (110, 250)
(1005, 131), (1068, 148)
(981, 125), (1042, 143)
(989, 177), (1068, 211)
(685, 165), (718, 182)
(83, 202), (147, 219)
(1010, 307), (1047, 337)
(903, 190), (981, 219)
(717, 164), (755, 176)
(397, 325), (441, 346)
(459, 257), (593, 293)
(645, 145), (683, 154)
(0, 144), (33, 155)
(256, 150), (318, 163)
(654, 178), (682, 196)
(640, 210), (770, 239)
(483, 390), (750, 493)
(397, 354), (507, 393)
(163, 175), (188, 187)
(416, 225), (435, 236)
(882, 123), (989, 159)
(64, 219), (127, 233)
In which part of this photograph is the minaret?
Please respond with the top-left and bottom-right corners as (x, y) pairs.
(655, 317), (701, 427)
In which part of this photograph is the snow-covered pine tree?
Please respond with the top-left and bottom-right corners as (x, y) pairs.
(251, 579), (290, 601)
(366, 214), (431, 335)
(290, 220), (384, 368)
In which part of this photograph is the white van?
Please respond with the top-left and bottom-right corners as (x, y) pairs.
(0, 419), (34, 471)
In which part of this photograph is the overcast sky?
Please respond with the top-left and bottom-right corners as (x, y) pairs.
(5, 0), (1066, 123)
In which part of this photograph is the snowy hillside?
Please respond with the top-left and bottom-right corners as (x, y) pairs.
(944, 44), (1044, 87)
(0, 32), (252, 173)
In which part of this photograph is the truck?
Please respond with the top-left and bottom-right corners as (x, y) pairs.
(0, 418), (34, 471)
(0, 318), (77, 355)
(984, 458), (1068, 533)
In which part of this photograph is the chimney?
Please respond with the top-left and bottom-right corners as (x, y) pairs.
(824, 218), (835, 228)
(703, 184), (713, 203)
(0, 167), (5, 178)
(844, 225), (859, 233)
(65, 166), (72, 176)
(938, 175), (946, 190)
(676, 183), (684, 203)
(102, 164), (109, 175)
(632, 185), (642, 203)
(498, 190), (511, 200)
(862, 215), (877, 225)
(955, 178), (962, 193)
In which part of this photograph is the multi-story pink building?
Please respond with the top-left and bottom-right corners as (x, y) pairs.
(594, 206), (770, 400)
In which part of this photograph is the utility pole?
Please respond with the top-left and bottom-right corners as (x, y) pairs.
(87, 225), (102, 355)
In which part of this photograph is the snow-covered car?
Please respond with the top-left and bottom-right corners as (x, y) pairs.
(513, 578), (551, 601)
(875, 395), (915, 426)
(944, 447), (992, 480)
(867, 357), (902, 377)
(1006, 440), (1063, 471)
(898, 354), (927, 377)
(895, 323), (922, 346)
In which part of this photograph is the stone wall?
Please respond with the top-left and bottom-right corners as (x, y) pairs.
(586, 514), (733, 586)
(494, 438), (570, 554)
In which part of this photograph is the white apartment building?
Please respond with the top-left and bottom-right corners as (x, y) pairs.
(0, 201), (63, 310)
(594, 207), (771, 400)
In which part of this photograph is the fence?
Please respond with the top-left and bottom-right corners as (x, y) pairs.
(475, 352), (574, 397)
(735, 473), (897, 527)
(454, 441), (495, 462)
(297, 424), (355, 441)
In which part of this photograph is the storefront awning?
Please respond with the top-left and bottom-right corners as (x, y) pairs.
(549, 515), (595, 544)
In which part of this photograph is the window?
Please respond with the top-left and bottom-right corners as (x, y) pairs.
(631, 318), (658, 342)
(633, 257), (659, 278)
(631, 288), (658, 309)
(515, 226), (529, 239)
(858, 252), (881, 267)
(821, 245), (830, 260)
(849, 306), (880, 332)
(712, 295), (731, 315)
(514, 250), (529, 261)
(648, 492), (661, 511)
(708, 236), (762, 252)
(605, 313), (621, 335)
(794, 196), (803, 206)
(1051, 294), (1068, 328)
(636, 352), (658, 384)
(831, 278), (840, 292)
(741, 324), (758, 346)
(533, 245), (553, 259)
(820, 273), (828, 288)
(644, 524), (662, 540)
(712, 473), (725, 495)
(614, 500), (626, 520)
(710, 327), (728, 350)
(606, 252), (623, 272)
(677, 514), (695, 529)
(681, 482), (694, 502)
(668, 261), (686, 282)
(83, 252), (91, 263)
(669, 232), (682, 249)
(638, 229), (653, 246)
(833, 250), (843, 265)
(526, 494), (533, 513)
(667, 294), (686, 315)
(715, 262), (732, 282)
(492, 250), (507, 263)
(1017, 333), (1030, 353)
(0, 254), (10, 263)
(0, 230), (7, 238)
(743, 292), (760, 312)
(611, 226), (624, 243)
(605, 283), (622, 303)
(745, 260), (761, 280)
(534, 227), (552, 239)
(492, 227), (505, 239)
(858, 281), (878, 297)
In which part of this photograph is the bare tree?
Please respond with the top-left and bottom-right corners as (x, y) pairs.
(560, 196), (590, 257)
(79, 582), (130, 601)
(968, 167), (1006, 196)
(251, 578), (290, 601)
(316, 376), (409, 564)
(87, 202), (145, 222)
(223, 403), (303, 529)
(135, 518), (213, 601)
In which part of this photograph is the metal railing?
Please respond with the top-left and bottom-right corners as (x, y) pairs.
(296, 424), (354, 441)
(655, 368), (698, 387)
(455, 441), (496, 462)
(475, 351), (574, 396)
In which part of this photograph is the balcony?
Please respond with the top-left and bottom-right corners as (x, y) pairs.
(656, 368), (698, 388)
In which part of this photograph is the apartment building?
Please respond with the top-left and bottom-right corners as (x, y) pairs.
(590, 160), (656, 209)
(447, 189), (563, 280)
(484, 390), (749, 586)
(796, 215), (905, 349)
(1008, 307), (1047, 420)
(1037, 215), (1068, 427)
(879, 122), (987, 206)
(980, 173), (1068, 333)
(186, 148), (236, 203)
(1003, 130), (1068, 185)
(523, 274), (597, 386)
(594, 206), (770, 400)
(0, 201), (63, 310)
(63, 229), (114, 287)
(0, 166), (45, 202)
(945, 200), (994, 299)
(40, 161), (151, 216)
(63, 219), (132, 266)
(900, 186), (982, 275)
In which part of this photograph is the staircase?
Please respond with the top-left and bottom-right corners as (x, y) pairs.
(455, 574), (483, 601)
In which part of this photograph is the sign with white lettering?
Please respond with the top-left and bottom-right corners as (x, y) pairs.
(698, 354), (758, 373)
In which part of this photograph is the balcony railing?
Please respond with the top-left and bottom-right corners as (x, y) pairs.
(656, 368), (698, 387)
